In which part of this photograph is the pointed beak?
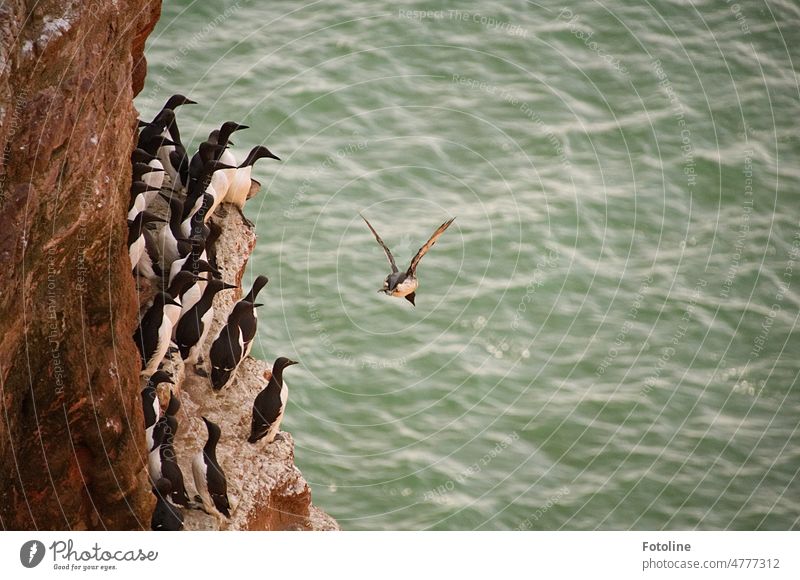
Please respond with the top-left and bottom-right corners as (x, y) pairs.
(287, 359), (299, 366)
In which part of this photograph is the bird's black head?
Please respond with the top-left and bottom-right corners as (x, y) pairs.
(130, 181), (161, 196)
(382, 271), (404, 293)
(175, 238), (192, 258)
(155, 477), (173, 496)
(274, 357), (299, 372)
(206, 279), (238, 295)
(138, 134), (175, 155)
(243, 275), (269, 302)
(210, 365), (232, 391)
(156, 291), (181, 308)
(198, 141), (226, 162)
(131, 148), (156, 164)
(132, 162), (162, 179)
(206, 160), (236, 174)
(241, 145), (281, 167)
(167, 271), (199, 298)
(147, 370), (174, 388)
(164, 94), (197, 109)
(217, 121), (249, 146)
(187, 235), (207, 256)
(191, 259), (220, 279)
(132, 211), (165, 233)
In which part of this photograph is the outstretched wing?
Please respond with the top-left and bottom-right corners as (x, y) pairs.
(361, 213), (398, 273)
(407, 218), (455, 275)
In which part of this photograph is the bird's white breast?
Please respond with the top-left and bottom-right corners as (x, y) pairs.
(391, 276), (418, 297)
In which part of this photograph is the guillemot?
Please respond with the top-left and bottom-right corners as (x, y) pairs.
(127, 181), (162, 221)
(191, 417), (231, 519)
(248, 357), (297, 444)
(134, 292), (182, 377)
(175, 279), (237, 371)
(209, 275), (269, 390)
(152, 95), (196, 189)
(128, 211), (164, 274)
(360, 214), (456, 306)
(224, 146), (280, 225)
(155, 192), (186, 270)
(141, 370), (173, 451)
(151, 478), (184, 531)
(155, 414), (191, 506)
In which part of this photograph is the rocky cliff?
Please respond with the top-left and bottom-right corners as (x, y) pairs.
(151, 205), (337, 531)
(0, 0), (337, 531)
(0, 0), (162, 531)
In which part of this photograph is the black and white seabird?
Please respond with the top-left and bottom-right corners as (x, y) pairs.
(151, 95), (196, 189)
(209, 275), (268, 390)
(158, 94), (197, 115)
(180, 192), (214, 240)
(128, 211), (164, 274)
(138, 134), (177, 158)
(138, 109), (177, 147)
(151, 478), (184, 531)
(248, 357), (297, 444)
(187, 141), (226, 189)
(131, 148), (157, 165)
(141, 370), (173, 451)
(175, 279), (237, 368)
(360, 214), (456, 306)
(154, 414), (191, 507)
(169, 238), (220, 325)
(127, 181), (162, 221)
(168, 237), (217, 286)
(209, 121), (248, 167)
(155, 192), (186, 270)
(134, 292), (182, 377)
(182, 158), (235, 235)
(191, 417), (231, 519)
(224, 146), (280, 224)
(197, 122), (248, 212)
(139, 226), (164, 280)
(132, 161), (164, 190)
(165, 270), (202, 329)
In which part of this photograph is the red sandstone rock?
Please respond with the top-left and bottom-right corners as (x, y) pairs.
(0, 0), (161, 530)
(0, 0), (337, 531)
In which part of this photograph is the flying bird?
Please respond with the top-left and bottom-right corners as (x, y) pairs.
(360, 214), (455, 306)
